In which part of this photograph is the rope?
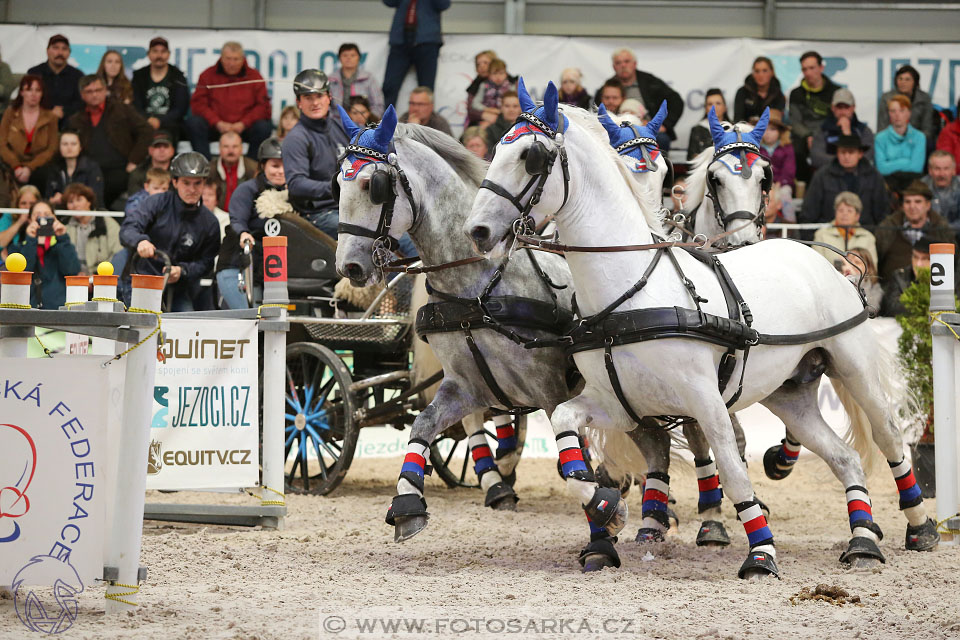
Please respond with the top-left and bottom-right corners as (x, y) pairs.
(936, 513), (960, 535)
(931, 310), (960, 342)
(104, 583), (140, 607)
(107, 307), (161, 365)
(260, 485), (285, 507)
(257, 303), (288, 319)
(0, 302), (52, 357)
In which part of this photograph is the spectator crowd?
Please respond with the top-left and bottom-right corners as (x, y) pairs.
(0, 1), (958, 318)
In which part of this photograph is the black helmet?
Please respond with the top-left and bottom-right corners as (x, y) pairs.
(170, 152), (210, 178)
(293, 69), (329, 97)
(258, 137), (283, 162)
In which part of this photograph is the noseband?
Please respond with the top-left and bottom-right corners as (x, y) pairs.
(478, 111), (571, 240)
(705, 131), (771, 234)
(334, 131), (420, 266)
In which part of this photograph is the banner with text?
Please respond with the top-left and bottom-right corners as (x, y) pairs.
(147, 318), (259, 491)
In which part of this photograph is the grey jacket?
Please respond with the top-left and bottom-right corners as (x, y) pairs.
(877, 89), (935, 142)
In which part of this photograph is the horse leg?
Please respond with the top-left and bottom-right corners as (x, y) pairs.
(762, 430), (803, 480)
(551, 388), (631, 572)
(683, 421), (730, 547)
(463, 412), (518, 510)
(761, 381), (886, 568)
(629, 421), (673, 543)
(387, 380), (479, 542)
(492, 413), (521, 484)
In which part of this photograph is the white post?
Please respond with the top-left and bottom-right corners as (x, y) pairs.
(930, 242), (957, 545)
(104, 274), (162, 612)
(260, 236), (288, 529)
(64, 275), (90, 355)
(0, 254), (33, 358)
(92, 267), (121, 356)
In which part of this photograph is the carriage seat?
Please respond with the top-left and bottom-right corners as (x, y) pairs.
(273, 213), (340, 295)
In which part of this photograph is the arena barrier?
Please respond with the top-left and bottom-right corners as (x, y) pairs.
(930, 243), (960, 546)
(0, 259), (160, 614)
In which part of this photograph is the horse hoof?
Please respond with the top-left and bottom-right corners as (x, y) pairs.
(666, 507), (679, 530)
(737, 550), (780, 580)
(579, 535), (621, 572)
(484, 481), (519, 510)
(580, 553), (616, 572)
(394, 516), (428, 543)
(762, 445), (793, 481)
(840, 536), (885, 566)
(905, 518), (940, 552)
(696, 520), (731, 547)
(635, 527), (665, 544)
(584, 487), (628, 537)
(501, 470), (517, 487)
(604, 497), (629, 538)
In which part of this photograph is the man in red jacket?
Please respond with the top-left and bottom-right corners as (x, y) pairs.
(936, 98), (960, 175)
(185, 41), (273, 160)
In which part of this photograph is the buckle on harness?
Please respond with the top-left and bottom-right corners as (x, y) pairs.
(717, 351), (737, 388)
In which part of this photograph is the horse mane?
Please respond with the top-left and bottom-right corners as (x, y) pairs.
(560, 106), (666, 236)
(394, 123), (489, 190)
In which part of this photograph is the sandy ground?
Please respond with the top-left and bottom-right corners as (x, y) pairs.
(2, 456), (960, 640)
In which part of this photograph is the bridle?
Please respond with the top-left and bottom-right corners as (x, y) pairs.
(704, 130), (771, 234)
(478, 111), (571, 241)
(609, 120), (680, 238)
(333, 130), (420, 268)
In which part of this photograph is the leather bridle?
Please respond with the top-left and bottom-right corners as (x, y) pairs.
(704, 132), (771, 234)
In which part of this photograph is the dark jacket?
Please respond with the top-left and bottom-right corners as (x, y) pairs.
(131, 64), (190, 131)
(593, 69), (683, 139)
(384, 0), (451, 45)
(787, 76), (841, 140)
(734, 74), (786, 124)
(218, 173), (276, 275)
(67, 98), (154, 168)
(560, 88), (591, 110)
(399, 110), (452, 136)
(211, 155), (259, 210)
(44, 156), (105, 208)
(810, 113), (875, 169)
(874, 208), (955, 282)
(10, 231), (82, 309)
(687, 121), (714, 160)
(119, 190), (221, 283)
(879, 266), (915, 317)
(27, 61), (84, 124)
(801, 158), (891, 227)
(282, 113), (349, 215)
(190, 60), (271, 128)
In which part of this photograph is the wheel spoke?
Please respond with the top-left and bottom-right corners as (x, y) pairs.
(310, 434), (329, 482)
(304, 356), (325, 410)
(442, 439), (457, 469)
(459, 446), (470, 484)
(319, 439), (341, 467)
(284, 429), (298, 448)
(307, 377), (337, 414)
(286, 367), (302, 412)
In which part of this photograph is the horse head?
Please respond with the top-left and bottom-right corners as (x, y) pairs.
(596, 101), (672, 208)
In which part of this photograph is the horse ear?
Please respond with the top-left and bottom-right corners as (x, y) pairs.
(596, 104), (621, 144)
(373, 104), (398, 149)
(749, 107), (771, 145)
(338, 104), (362, 140)
(708, 105), (726, 148)
(517, 77), (537, 113)
(542, 81), (559, 130)
(645, 100), (668, 138)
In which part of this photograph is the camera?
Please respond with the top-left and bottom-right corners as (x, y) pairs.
(37, 217), (54, 237)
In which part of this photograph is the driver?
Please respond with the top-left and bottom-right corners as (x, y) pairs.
(119, 151), (221, 311)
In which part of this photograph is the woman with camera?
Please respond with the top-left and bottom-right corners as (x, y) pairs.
(7, 199), (82, 308)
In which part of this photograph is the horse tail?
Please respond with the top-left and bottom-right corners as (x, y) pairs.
(587, 428), (647, 484)
(409, 274), (443, 404)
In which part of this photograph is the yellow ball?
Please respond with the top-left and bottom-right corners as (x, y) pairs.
(5, 253), (26, 273)
(97, 261), (115, 276)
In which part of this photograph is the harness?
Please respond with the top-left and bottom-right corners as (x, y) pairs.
(703, 132), (772, 234)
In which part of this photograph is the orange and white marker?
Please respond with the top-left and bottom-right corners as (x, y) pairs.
(0, 253), (33, 357)
(930, 243), (957, 544)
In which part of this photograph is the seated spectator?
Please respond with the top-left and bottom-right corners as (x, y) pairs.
(329, 43), (384, 117)
(63, 182), (122, 275)
(119, 152), (221, 311)
(125, 167), (171, 217)
(922, 150), (960, 232)
(186, 41), (273, 160)
(69, 75), (153, 209)
(7, 199), (81, 308)
(132, 37), (189, 143)
(880, 238), (932, 317)
(461, 126), (491, 161)
(936, 98), (960, 172)
(27, 34), (83, 127)
(594, 48), (683, 140)
(811, 88), (874, 170)
(211, 131), (258, 210)
(127, 130), (175, 195)
(44, 130), (105, 208)
(0, 52), (19, 114)
(0, 185), (41, 259)
(465, 50), (496, 127)
(757, 109), (795, 190)
(877, 65), (935, 146)
(619, 99), (671, 151)
(97, 50), (133, 105)
(0, 75), (59, 187)
(484, 90), (522, 149)
(202, 178), (229, 240)
(598, 79), (625, 115)
(346, 96), (377, 126)
(761, 185), (792, 237)
(471, 59), (515, 130)
(875, 95), (926, 193)
(789, 50), (841, 183)
(688, 89), (728, 160)
(277, 105), (301, 141)
(801, 135), (890, 227)
(559, 68), (591, 110)
(812, 191), (878, 268)
(399, 87), (452, 136)
(734, 56), (786, 124)
(875, 180), (955, 282)
(842, 247), (882, 311)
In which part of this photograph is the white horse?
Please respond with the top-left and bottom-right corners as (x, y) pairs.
(464, 80), (938, 579)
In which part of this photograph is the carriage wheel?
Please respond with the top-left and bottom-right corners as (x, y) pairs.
(283, 342), (357, 495)
(429, 414), (527, 489)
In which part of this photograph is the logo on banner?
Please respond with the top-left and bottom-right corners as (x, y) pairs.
(147, 440), (163, 475)
(0, 423), (36, 544)
(13, 555), (83, 634)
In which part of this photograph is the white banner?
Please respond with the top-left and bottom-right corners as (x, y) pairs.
(0, 357), (108, 587)
(147, 318), (259, 490)
(1, 24), (959, 144)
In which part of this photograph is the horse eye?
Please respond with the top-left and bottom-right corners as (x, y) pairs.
(360, 181), (369, 191)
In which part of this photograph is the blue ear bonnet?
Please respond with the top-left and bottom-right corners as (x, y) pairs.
(596, 101), (667, 173)
(707, 105), (769, 160)
(500, 77), (569, 145)
(338, 104), (398, 180)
